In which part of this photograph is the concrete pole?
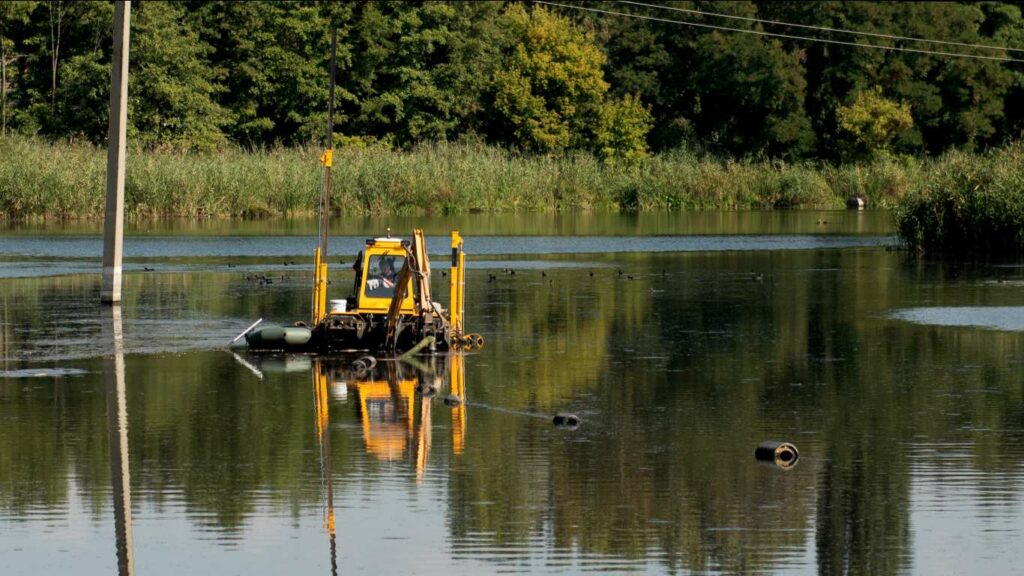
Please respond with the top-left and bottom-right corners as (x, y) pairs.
(101, 1), (130, 304)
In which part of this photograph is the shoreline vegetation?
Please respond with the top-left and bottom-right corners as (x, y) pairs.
(4, 136), (1022, 256)
(4, 3), (1024, 252)
(0, 135), (938, 220)
(896, 146), (1024, 255)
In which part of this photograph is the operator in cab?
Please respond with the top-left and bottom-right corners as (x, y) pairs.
(364, 255), (403, 297)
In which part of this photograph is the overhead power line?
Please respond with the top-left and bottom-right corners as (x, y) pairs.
(533, 1), (1024, 64)
(618, 0), (1024, 54)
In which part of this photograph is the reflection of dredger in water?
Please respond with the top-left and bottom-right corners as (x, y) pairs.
(314, 354), (467, 477)
(350, 366), (417, 461)
(309, 352), (467, 574)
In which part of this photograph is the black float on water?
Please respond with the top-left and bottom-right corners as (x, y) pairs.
(443, 395), (463, 407)
(351, 355), (377, 375)
(755, 440), (799, 469)
(553, 413), (581, 430)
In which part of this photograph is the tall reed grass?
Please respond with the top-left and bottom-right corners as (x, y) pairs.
(896, 145), (1024, 255)
(1, 136), (932, 220)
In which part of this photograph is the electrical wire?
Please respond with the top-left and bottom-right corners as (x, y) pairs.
(533, 1), (1024, 64)
(617, 0), (1024, 54)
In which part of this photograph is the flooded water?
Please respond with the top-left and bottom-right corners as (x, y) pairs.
(2, 210), (1024, 575)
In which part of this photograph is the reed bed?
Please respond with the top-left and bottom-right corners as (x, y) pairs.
(896, 145), (1024, 255)
(0, 136), (936, 220)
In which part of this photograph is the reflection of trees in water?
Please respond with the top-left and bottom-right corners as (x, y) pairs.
(816, 441), (910, 576)
(445, 250), (1024, 573)
(2, 251), (1024, 572)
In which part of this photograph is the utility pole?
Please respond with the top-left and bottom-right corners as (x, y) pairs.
(101, 1), (130, 304)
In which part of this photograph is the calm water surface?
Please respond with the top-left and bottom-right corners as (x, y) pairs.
(2, 211), (1023, 575)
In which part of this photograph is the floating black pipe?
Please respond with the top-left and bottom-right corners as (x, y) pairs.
(553, 413), (581, 430)
(755, 440), (799, 469)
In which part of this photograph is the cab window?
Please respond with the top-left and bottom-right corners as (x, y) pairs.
(364, 254), (406, 298)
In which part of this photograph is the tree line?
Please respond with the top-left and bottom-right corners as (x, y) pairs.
(1, 1), (1023, 160)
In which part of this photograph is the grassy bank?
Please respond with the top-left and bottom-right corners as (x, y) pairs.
(896, 145), (1024, 255)
(1, 136), (927, 220)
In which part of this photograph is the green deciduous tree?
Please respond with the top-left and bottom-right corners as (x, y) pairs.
(595, 1), (814, 158)
(766, 1), (1015, 158)
(488, 4), (649, 158)
(837, 87), (913, 158)
(187, 1), (344, 147)
(344, 1), (506, 147)
(595, 93), (652, 161)
(2, 1), (1023, 159)
(0, 1), (37, 137)
(44, 0), (228, 150)
(489, 4), (608, 152)
(128, 1), (228, 150)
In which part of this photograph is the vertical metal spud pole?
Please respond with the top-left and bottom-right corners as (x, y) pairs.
(101, 1), (131, 304)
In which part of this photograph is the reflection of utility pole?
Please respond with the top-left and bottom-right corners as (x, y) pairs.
(103, 305), (134, 576)
(313, 361), (338, 576)
(101, 1), (130, 304)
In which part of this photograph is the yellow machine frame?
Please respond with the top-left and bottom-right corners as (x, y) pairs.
(310, 228), (472, 351)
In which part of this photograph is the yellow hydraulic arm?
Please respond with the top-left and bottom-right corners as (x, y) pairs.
(412, 229), (432, 313)
(384, 251), (415, 351)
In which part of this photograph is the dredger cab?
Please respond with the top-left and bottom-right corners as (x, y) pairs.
(347, 236), (417, 316)
(309, 229), (482, 353)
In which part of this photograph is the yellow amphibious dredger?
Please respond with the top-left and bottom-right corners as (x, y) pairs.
(310, 228), (480, 353)
(244, 30), (481, 354)
(243, 205), (481, 353)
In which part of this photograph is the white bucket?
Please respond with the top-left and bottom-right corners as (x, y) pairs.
(330, 299), (347, 313)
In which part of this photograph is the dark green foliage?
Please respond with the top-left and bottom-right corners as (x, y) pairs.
(0, 1), (1022, 159)
(186, 1), (342, 146)
(344, 1), (507, 146)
